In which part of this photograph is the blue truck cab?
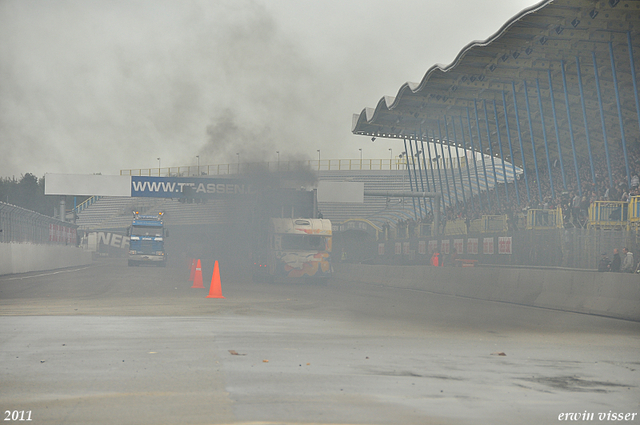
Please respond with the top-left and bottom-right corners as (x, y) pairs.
(128, 212), (167, 267)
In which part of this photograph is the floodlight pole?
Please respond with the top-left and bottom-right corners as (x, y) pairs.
(59, 197), (66, 223)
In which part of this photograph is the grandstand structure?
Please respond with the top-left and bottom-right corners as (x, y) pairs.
(352, 0), (640, 213)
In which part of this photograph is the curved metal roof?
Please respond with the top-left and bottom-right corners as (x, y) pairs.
(352, 0), (640, 178)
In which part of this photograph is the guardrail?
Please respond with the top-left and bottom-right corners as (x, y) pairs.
(447, 215), (508, 235)
(589, 200), (630, 230)
(0, 201), (78, 245)
(526, 207), (563, 230)
(120, 158), (470, 177)
(74, 196), (101, 214)
(630, 196), (640, 227)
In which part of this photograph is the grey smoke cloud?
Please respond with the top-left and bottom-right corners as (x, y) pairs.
(0, 0), (333, 175)
(0, 0), (539, 178)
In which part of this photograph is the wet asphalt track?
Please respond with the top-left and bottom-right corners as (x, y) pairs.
(0, 258), (639, 425)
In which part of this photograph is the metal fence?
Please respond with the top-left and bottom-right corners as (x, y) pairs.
(0, 201), (78, 245)
(589, 201), (631, 230)
(365, 226), (638, 270)
(120, 158), (472, 177)
(526, 208), (563, 230)
(521, 227), (636, 269)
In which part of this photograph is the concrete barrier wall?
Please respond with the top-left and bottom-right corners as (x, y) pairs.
(334, 264), (640, 322)
(0, 243), (93, 275)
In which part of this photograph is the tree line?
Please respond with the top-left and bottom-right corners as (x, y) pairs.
(0, 174), (88, 217)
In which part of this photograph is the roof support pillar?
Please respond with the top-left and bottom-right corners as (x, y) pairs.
(482, 99), (500, 207)
(421, 131), (436, 214)
(609, 42), (631, 188)
(473, 100), (492, 210)
(419, 130), (434, 213)
(575, 56), (596, 186)
(500, 92), (520, 206)
(465, 108), (484, 209)
(523, 80), (543, 201)
(492, 100), (509, 203)
(449, 116), (468, 210)
(413, 138), (428, 216)
(536, 78), (555, 200)
(437, 120), (453, 211)
(443, 117), (460, 210)
(593, 52), (613, 188)
(547, 70), (568, 191)
(560, 61), (582, 197)
(403, 138), (418, 220)
(430, 129), (446, 215)
(408, 138), (424, 218)
(511, 82), (532, 202)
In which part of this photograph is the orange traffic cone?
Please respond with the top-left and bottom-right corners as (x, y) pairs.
(189, 259), (196, 281)
(206, 260), (225, 299)
(191, 259), (204, 289)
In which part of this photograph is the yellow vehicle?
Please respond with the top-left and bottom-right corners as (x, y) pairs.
(253, 218), (332, 282)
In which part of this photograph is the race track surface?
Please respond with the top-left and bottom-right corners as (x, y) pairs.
(1, 258), (639, 425)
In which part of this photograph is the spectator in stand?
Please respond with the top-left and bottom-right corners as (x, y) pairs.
(580, 195), (590, 223)
(412, 139), (640, 229)
(621, 247), (635, 273)
(630, 171), (639, 190)
(621, 189), (630, 203)
(572, 192), (581, 226)
(611, 248), (621, 272)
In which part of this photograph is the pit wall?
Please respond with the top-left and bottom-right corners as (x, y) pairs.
(334, 264), (640, 322)
(0, 243), (93, 276)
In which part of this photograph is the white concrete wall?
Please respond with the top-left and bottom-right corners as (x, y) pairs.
(334, 264), (640, 322)
(0, 243), (93, 275)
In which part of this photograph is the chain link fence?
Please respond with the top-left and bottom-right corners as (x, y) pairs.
(511, 227), (637, 269)
(352, 225), (640, 270)
(0, 201), (78, 245)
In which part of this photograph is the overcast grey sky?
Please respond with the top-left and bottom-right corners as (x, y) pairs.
(0, 0), (539, 177)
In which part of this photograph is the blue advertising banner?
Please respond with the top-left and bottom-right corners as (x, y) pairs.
(130, 176), (253, 198)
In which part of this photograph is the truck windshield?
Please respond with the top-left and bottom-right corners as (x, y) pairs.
(131, 225), (163, 237)
(280, 234), (325, 251)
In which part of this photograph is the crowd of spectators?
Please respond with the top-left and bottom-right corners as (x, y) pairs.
(377, 142), (640, 270)
(422, 141), (640, 229)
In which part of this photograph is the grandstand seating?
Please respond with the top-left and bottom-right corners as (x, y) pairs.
(76, 197), (164, 229)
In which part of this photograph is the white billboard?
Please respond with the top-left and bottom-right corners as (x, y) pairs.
(317, 181), (364, 203)
(45, 173), (131, 197)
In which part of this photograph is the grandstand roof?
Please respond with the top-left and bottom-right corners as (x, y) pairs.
(352, 0), (640, 172)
